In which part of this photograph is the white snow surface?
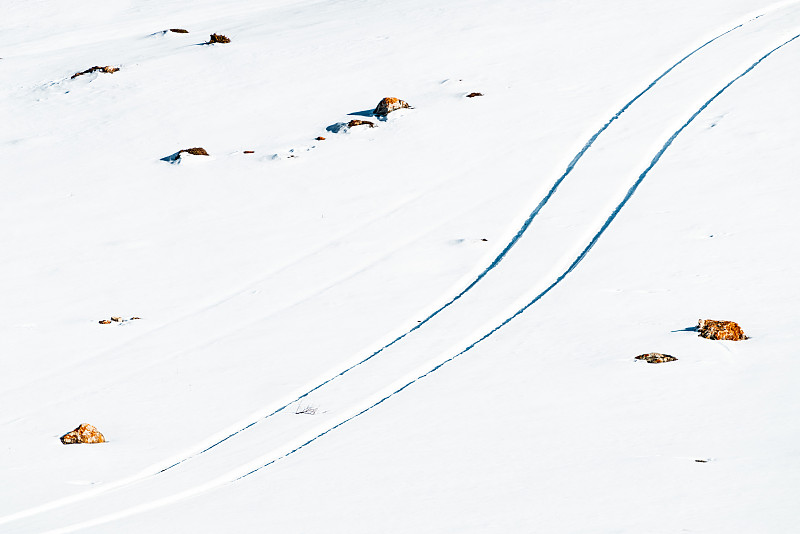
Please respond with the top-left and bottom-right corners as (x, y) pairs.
(2, 0), (799, 532)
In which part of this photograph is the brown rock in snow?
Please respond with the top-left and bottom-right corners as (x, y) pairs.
(697, 319), (747, 340)
(635, 352), (677, 364)
(466, 92), (483, 98)
(243, 150), (255, 154)
(373, 97), (411, 116)
(207, 33), (231, 44)
(177, 147), (209, 157)
(315, 136), (326, 141)
(60, 423), (105, 445)
(347, 119), (374, 128)
(169, 28), (189, 33)
(71, 66), (119, 79)
(98, 319), (112, 324)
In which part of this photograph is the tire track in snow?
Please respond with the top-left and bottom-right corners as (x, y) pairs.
(152, 13), (757, 470)
(0, 14), (766, 530)
(234, 30), (800, 480)
(37, 34), (800, 534)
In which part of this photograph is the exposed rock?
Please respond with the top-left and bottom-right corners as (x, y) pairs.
(71, 66), (119, 79)
(697, 319), (747, 341)
(60, 423), (105, 445)
(111, 316), (123, 322)
(177, 147), (209, 157)
(466, 92), (483, 98)
(347, 119), (374, 128)
(207, 33), (231, 44)
(635, 352), (677, 364)
(130, 316), (141, 320)
(169, 28), (189, 33)
(315, 136), (326, 141)
(243, 150), (255, 154)
(98, 319), (111, 324)
(373, 97), (411, 116)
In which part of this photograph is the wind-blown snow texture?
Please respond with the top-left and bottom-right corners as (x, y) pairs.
(2, 0), (799, 532)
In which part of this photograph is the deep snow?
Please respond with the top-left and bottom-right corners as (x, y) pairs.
(1, 0), (799, 532)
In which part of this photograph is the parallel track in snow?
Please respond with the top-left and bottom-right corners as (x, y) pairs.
(4, 8), (797, 532)
(37, 30), (800, 534)
(153, 13), (759, 472)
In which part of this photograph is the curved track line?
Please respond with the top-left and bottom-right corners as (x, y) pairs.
(235, 31), (800, 480)
(0, 16), (763, 530)
(155, 15), (755, 469)
(41, 36), (800, 533)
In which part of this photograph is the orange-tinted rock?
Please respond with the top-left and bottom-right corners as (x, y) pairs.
(177, 147), (209, 157)
(466, 92), (483, 98)
(71, 66), (120, 79)
(347, 119), (374, 128)
(208, 33), (230, 44)
(315, 136), (326, 141)
(98, 319), (111, 324)
(635, 352), (677, 364)
(373, 97), (411, 116)
(60, 424), (105, 445)
(697, 319), (747, 341)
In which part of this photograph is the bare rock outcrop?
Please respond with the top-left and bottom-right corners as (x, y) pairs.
(466, 92), (483, 98)
(635, 352), (677, 364)
(60, 423), (105, 445)
(169, 28), (189, 33)
(71, 66), (119, 79)
(697, 319), (747, 341)
(373, 97), (411, 116)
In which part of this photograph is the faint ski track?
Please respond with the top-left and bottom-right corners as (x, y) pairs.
(33, 30), (800, 534)
(0, 13), (762, 529)
(1, 10), (792, 531)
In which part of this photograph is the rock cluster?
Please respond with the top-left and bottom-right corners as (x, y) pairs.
(635, 352), (677, 364)
(98, 316), (140, 324)
(71, 66), (119, 79)
(60, 424), (105, 445)
(697, 319), (747, 341)
(373, 97), (410, 116)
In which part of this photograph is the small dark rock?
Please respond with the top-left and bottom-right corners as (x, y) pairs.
(169, 28), (189, 33)
(635, 352), (677, 364)
(347, 119), (374, 128)
(71, 66), (119, 79)
(466, 92), (483, 98)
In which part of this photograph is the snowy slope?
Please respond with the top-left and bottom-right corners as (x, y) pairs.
(1, 0), (799, 532)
